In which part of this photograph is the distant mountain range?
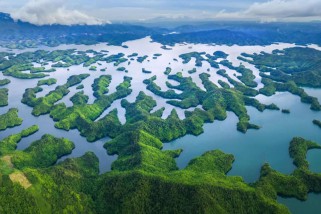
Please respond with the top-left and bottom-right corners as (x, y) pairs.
(0, 12), (164, 48)
(1, 12), (321, 49)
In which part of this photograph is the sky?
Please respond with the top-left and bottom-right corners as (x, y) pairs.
(1, 0), (321, 25)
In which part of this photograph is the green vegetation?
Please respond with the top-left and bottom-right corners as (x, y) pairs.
(0, 125), (39, 155)
(3, 22), (321, 213)
(92, 75), (111, 98)
(2, 121), (306, 213)
(240, 47), (321, 87)
(179, 52), (205, 67)
(0, 78), (10, 86)
(76, 84), (84, 89)
(0, 175), (40, 213)
(289, 137), (321, 169)
(0, 88), (8, 106)
(0, 151), (99, 213)
(2, 75), (320, 214)
(161, 45), (172, 50)
(281, 109), (290, 114)
(217, 69), (258, 97)
(142, 68), (152, 74)
(3, 65), (48, 79)
(50, 76), (132, 141)
(239, 47), (321, 110)
(12, 134), (75, 169)
(95, 126), (289, 213)
(218, 80), (230, 89)
(188, 68), (196, 74)
(89, 66), (97, 71)
(105, 53), (127, 66)
(128, 53), (138, 58)
(0, 49), (121, 80)
(116, 67), (126, 72)
(37, 78), (57, 86)
(105, 130), (181, 172)
(259, 78), (321, 111)
(137, 55), (148, 63)
(256, 137), (321, 201)
(22, 74), (90, 116)
(144, 73), (277, 133)
(313, 119), (321, 129)
(179, 51), (223, 68)
(220, 60), (257, 88)
(0, 108), (23, 131)
(214, 51), (228, 59)
(164, 67), (172, 75)
(70, 91), (89, 105)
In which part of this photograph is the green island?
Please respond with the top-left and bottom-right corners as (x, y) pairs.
(142, 68), (152, 74)
(0, 125), (39, 156)
(143, 72), (278, 133)
(48, 76), (132, 141)
(89, 66), (97, 71)
(259, 78), (321, 111)
(116, 67), (126, 72)
(161, 45), (172, 50)
(128, 53), (138, 58)
(313, 119), (321, 129)
(22, 74), (90, 116)
(76, 84), (84, 89)
(164, 67), (172, 75)
(240, 48), (321, 88)
(12, 134), (75, 169)
(0, 88), (8, 106)
(179, 52), (206, 67)
(220, 60), (257, 88)
(256, 137), (321, 201)
(179, 51), (225, 68)
(0, 49), (130, 80)
(0, 78), (10, 86)
(216, 69), (259, 96)
(37, 78), (57, 86)
(188, 68), (197, 74)
(92, 75), (111, 98)
(0, 108), (23, 131)
(137, 55), (148, 63)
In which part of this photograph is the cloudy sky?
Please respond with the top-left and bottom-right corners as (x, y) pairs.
(1, 0), (321, 25)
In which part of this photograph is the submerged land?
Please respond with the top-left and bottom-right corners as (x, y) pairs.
(1, 12), (321, 213)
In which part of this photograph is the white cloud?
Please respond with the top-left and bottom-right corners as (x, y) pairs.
(246, 0), (321, 17)
(11, 0), (110, 25)
(214, 0), (321, 22)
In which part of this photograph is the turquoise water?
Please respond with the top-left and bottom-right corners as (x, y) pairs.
(163, 91), (321, 213)
(278, 194), (321, 214)
(163, 92), (321, 182)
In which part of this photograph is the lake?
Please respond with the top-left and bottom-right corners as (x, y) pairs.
(0, 37), (320, 213)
